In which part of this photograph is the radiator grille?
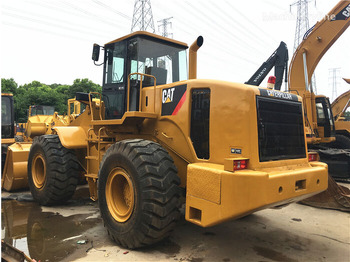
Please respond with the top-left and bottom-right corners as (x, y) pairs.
(256, 96), (306, 162)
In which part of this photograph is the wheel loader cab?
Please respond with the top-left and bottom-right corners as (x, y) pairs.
(102, 32), (188, 119)
(1, 94), (15, 139)
(29, 105), (55, 117)
(315, 96), (335, 138)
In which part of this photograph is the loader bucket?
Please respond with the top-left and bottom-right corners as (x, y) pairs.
(1, 142), (32, 191)
(300, 175), (350, 212)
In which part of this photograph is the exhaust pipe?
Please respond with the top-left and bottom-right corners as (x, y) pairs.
(189, 36), (204, 79)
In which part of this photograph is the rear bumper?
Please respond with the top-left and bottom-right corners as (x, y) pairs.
(185, 161), (328, 227)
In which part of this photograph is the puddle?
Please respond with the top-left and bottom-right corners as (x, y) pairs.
(1, 199), (100, 261)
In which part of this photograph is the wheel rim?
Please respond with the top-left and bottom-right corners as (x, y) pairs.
(32, 154), (46, 189)
(106, 167), (135, 222)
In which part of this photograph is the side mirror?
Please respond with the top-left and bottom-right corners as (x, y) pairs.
(92, 44), (100, 61)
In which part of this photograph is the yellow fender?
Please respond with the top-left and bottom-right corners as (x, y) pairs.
(2, 142), (32, 191)
(53, 126), (87, 149)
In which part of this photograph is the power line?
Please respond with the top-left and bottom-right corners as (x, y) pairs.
(329, 68), (340, 102)
(158, 17), (173, 38)
(131, 0), (155, 33)
(291, 0), (317, 93)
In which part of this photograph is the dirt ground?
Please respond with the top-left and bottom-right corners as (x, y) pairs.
(1, 184), (349, 262)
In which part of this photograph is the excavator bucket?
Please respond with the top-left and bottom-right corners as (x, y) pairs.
(1, 142), (31, 191)
(300, 175), (350, 212)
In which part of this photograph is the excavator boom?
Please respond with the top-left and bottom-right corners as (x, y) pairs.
(289, 1), (350, 94)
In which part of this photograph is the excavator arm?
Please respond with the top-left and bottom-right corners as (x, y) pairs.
(289, 1), (350, 94)
(288, 1), (350, 143)
(245, 41), (288, 90)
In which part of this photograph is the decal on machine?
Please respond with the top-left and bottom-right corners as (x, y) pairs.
(259, 88), (298, 101)
(231, 148), (242, 154)
(331, 3), (350, 21)
(161, 84), (187, 116)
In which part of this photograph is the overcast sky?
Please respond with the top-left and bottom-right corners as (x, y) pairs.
(1, 0), (349, 100)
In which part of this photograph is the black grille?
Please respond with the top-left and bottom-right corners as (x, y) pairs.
(256, 96), (306, 162)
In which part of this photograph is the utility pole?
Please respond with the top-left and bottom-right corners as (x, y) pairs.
(291, 0), (317, 93)
(131, 0), (155, 33)
(158, 17), (173, 38)
(329, 68), (340, 102)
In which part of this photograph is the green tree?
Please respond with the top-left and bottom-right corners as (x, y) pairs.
(1, 78), (102, 122)
(1, 78), (18, 95)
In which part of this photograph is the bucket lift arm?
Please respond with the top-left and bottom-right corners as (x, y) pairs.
(245, 41), (289, 90)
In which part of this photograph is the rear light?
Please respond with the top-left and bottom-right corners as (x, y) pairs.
(224, 158), (249, 172)
(308, 152), (319, 162)
(233, 159), (248, 170)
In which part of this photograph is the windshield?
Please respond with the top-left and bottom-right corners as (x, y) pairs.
(129, 37), (187, 85)
(30, 105), (55, 116)
(1, 96), (12, 125)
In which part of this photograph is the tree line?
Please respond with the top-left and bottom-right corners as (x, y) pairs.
(1, 78), (102, 123)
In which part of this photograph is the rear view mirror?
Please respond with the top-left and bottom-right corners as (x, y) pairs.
(92, 44), (100, 61)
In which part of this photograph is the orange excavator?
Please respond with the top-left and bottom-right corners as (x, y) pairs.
(331, 87), (350, 148)
(288, 0), (350, 210)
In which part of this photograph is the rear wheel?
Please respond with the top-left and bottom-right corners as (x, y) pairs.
(28, 135), (80, 206)
(98, 139), (181, 249)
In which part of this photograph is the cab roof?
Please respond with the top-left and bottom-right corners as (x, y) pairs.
(105, 31), (188, 49)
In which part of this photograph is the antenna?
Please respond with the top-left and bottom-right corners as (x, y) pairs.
(131, 0), (155, 33)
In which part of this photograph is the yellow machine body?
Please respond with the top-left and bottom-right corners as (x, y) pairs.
(1, 101), (79, 191)
(50, 31), (328, 226)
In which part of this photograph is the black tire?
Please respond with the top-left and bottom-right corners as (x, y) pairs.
(332, 134), (350, 149)
(27, 135), (80, 206)
(98, 139), (181, 249)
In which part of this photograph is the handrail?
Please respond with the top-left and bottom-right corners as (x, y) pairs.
(127, 72), (156, 113)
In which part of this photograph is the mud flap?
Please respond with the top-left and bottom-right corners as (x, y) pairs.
(300, 175), (350, 212)
(1, 142), (32, 191)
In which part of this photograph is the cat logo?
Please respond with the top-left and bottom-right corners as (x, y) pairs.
(162, 88), (175, 103)
(161, 85), (187, 116)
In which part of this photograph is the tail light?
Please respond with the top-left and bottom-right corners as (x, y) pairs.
(224, 158), (249, 172)
(308, 152), (319, 162)
(233, 159), (248, 170)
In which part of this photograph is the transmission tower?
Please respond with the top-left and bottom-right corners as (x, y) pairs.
(291, 0), (317, 93)
(329, 68), (340, 102)
(158, 17), (173, 38)
(131, 0), (155, 33)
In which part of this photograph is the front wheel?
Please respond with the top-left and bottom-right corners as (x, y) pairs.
(98, 139), (181, 249)
(27, 135), (80, 206)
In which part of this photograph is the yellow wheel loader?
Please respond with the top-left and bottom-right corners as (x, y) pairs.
(1, 99), (80, 191)
(26, 31), (328, 249)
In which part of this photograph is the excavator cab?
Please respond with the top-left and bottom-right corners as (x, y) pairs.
(99, 32), (188, 119)
(315, 96), (335, 139)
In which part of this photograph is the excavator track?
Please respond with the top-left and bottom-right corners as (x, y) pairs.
(310, 146), (350, 183)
